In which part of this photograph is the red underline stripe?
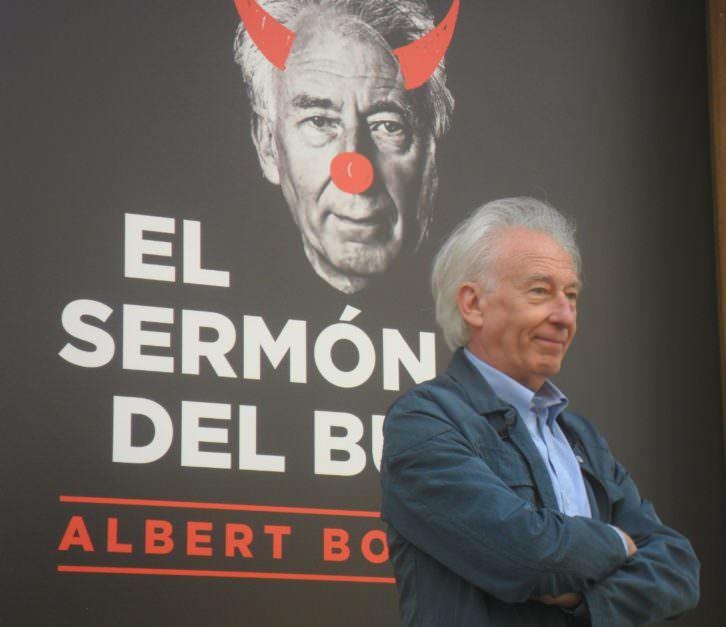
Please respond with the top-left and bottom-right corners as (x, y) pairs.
(59, 495), (381, 519)
(57, 565), (395, 584)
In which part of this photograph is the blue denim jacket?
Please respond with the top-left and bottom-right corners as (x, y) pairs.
(381, 349), (699, 626)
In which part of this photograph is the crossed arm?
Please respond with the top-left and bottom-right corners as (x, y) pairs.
(566, 458), (699, 626)
(533, 529), (637, 610)
(381, 409), (699, 626)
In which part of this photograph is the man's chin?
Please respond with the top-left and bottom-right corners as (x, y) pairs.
(536, 361), (564, 379)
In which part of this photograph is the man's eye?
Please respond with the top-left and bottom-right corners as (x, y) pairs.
(566, 291), (578, 302)
(530, 287), (548, 296)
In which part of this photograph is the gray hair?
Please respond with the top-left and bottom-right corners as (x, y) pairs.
(432, 197), (582, 350)
(232, 0), (454, 140)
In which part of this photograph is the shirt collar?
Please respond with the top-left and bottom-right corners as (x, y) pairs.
(464, 348), (569, 425)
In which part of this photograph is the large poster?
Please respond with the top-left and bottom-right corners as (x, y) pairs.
(3, 2), (724, 626)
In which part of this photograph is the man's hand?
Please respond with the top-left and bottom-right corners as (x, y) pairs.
(531, 593), (582, 608)
(615, 526), (638, 558)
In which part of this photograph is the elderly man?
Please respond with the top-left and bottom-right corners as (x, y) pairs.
(381, 197), (699, 626)
(233, 0), (454, 294)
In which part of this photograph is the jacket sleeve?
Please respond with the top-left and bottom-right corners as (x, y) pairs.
(577, 457), (700, 627)
(381, 399), (628, 604)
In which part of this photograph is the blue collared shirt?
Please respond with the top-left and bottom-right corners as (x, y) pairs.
(464, 349), (592, 517)
(464, 350), (628, 556)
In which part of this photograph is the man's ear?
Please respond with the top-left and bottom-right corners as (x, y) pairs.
(457, 282), (485, 329)
(251, 113), (281, 185)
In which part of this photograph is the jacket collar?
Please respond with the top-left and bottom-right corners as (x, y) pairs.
(445, 348), (511, 415)
(446, 348), (561, 510)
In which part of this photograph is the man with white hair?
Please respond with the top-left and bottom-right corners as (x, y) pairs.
(381, 197), (700, 626)
(233, 0), (455, 294)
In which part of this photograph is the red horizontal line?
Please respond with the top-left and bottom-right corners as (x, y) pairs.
(59, 495), (381, 519)
(57, 565), (395, 584)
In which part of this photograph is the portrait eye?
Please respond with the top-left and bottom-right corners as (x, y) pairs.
(309, 116), (328, 128)
(371, 120), (403, 134)
(369, 117), (412, 152)
(303, 115), (336, 129)
(299, 114), (339, 146)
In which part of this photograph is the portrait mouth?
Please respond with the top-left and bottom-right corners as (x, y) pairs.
(327, 211), (393, 244)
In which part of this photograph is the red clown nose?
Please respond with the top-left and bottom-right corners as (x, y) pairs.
(330, 152), (374, 195)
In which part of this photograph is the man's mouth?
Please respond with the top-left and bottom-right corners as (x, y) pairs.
(533, 336), (567, 349)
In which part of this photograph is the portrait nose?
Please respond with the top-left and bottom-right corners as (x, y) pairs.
(330, 152), (374, 195)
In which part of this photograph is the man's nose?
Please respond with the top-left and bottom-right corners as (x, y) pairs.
(329, 120), (375, 195)
(549, 293), (576, 326)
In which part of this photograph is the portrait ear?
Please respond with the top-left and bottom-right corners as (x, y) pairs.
(457, 282), (485, 329)
(251, 113), (281, 185)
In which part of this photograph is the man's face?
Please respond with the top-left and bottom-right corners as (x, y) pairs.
(255, 17), (430, 293)
(467, 228), (580, 391)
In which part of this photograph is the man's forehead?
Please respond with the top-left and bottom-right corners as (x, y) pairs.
(492, 229), (579, 281)
(524, 270), (582, 289)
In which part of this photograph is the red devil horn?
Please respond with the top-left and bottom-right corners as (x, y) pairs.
(234, 0), (296, 70)
(393, 0), (460, 90)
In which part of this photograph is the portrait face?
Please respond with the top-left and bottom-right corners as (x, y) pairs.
(253, 15), (431, 293)
(462, 228), (580, 391)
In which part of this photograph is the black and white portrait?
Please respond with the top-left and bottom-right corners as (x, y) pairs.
(233, 0), (456, 293)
